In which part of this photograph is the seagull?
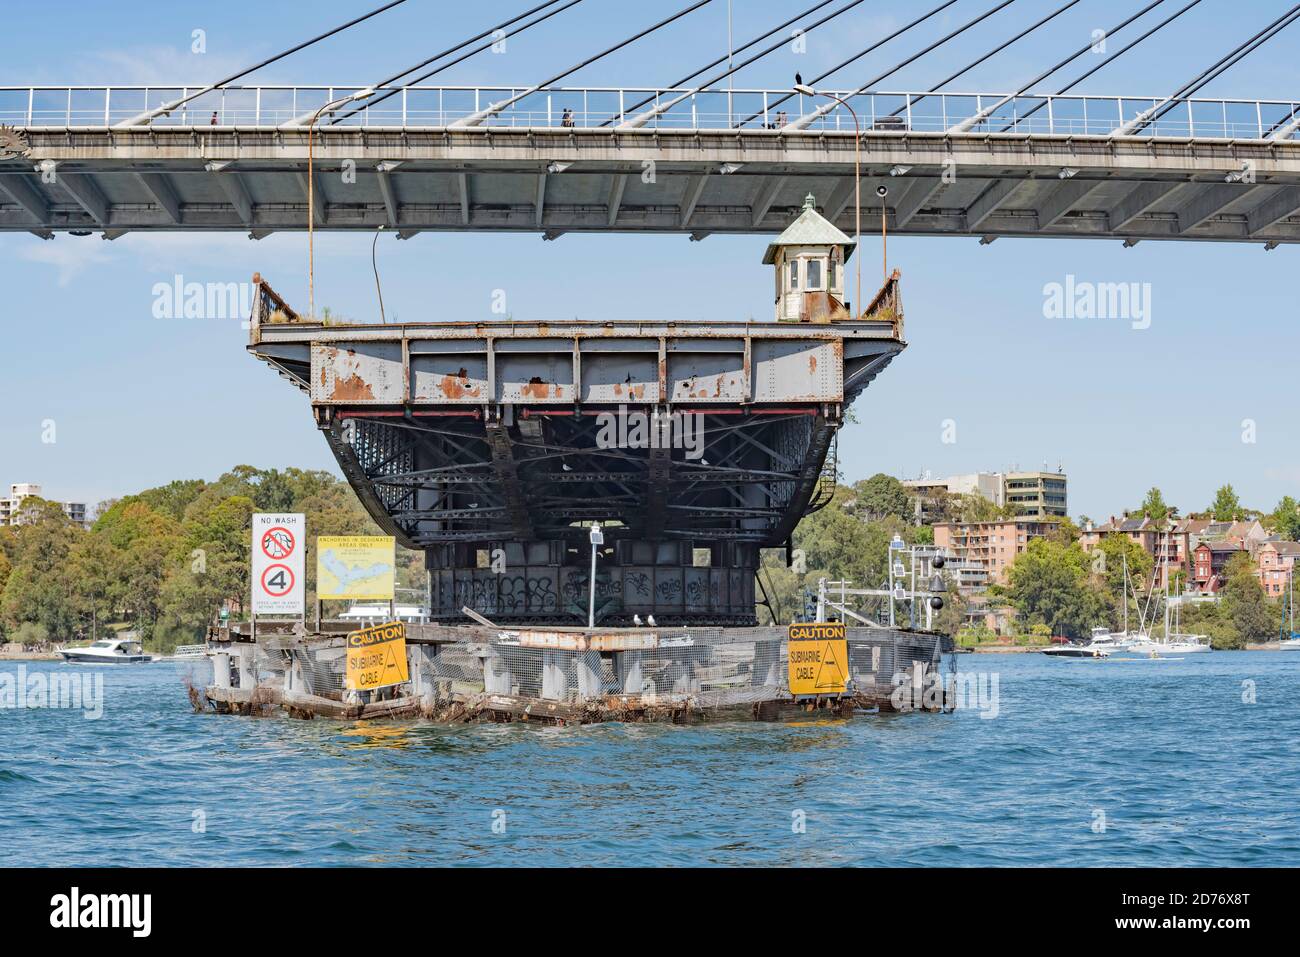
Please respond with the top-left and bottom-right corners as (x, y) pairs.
(647, 615), (657, 627)
(633, 614), (643, 627)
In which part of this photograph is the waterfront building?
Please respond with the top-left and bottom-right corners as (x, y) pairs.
(933, 518), (1058, 586)
(1192, 541), (1245, 593)
(1003, 470), (1068, 518)
(1256, 540), (1300, 598)
(0, 483), (88, 528)
(902, 471), (1006, 522)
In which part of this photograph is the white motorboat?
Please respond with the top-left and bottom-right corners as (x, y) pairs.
(59, 636), (152, 664)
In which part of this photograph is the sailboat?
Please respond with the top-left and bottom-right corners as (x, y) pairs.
(1144, 526), (1211, 656)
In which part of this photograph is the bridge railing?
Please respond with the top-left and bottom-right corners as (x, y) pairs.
(1, 85), (1296, 140)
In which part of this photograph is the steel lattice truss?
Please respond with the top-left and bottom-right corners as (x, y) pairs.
(331, 409), (837, 548)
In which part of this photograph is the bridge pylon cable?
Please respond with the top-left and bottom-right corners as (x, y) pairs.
(782, 0), (1018, 131)
(946, 1), (1184, 132)
(598, 0), (841, 127)
(733, 0), (961, 129)
(114, 0), (409, 127)
(896, 0), (1089, 117)
(999, 0), (1203, 134)
(619, 0), (874, 130)
(451, 0), (717, 127)
(329, 0), (576, 124)
(1115, 3), (1300, 135)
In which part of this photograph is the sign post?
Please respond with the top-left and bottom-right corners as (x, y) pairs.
(251, 514), (306, 630)
(787, 621), (849, 697)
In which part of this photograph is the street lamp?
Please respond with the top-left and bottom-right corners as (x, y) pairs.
(306, 87), (376, 321)
(588, 522), (604, 629)
(887, 534), (905, 626)
(794, 84), (861, 316)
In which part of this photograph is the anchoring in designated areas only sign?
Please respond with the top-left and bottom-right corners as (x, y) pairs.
(345, 621), (410, 692)
(787, 621), (849, 696)
(251, 513), (305, 616)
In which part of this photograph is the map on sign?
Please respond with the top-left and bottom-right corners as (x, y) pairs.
(316, 535), (396, 600)
(787, 621), (850, 696)
(344, 621), (409, 692)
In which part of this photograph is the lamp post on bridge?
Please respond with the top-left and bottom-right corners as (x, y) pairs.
(794, 84), (861, 316)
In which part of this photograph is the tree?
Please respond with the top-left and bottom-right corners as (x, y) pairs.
(951, 491), (1017, 523)
(1267, 496), (1300, 541)
(1004, 538), (1108, 639)
(849, 473), (911, 523)
(1210, 485), (1246, 522)
(1220, 552), (1274, 647)
(0, 498), (83, 641)
(1137, 487), (1175, 525)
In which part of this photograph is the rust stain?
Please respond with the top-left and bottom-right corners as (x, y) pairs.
(614, 382), (623, 397)
(331, 374), (375, 401)
(439, 367), (481, 400)
(809, 353), (818, 374)
(521, 376), (553, 400)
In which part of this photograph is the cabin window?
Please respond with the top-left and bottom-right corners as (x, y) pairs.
(788, 259), (799, 289)
(829, 259), (838, 290)
(806, 259), (822, 290)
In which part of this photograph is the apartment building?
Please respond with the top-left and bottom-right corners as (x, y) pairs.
(933, 518), (1058, 586)
(0, 483), (88, 528)
(1003, 470), (1068, 518)
(903, 469), (1067, 521)
(1256, 541), (1300, 598)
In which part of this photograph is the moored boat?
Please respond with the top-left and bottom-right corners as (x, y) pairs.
(59, 635), (152, 664)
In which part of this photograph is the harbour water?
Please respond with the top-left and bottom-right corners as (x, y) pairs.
(3, 651), (1298, 867)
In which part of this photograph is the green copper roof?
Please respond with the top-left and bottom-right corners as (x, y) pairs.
(762, 193), (856, 264)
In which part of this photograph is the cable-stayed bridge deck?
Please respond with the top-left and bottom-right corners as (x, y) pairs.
(4, 85), (1300, 244)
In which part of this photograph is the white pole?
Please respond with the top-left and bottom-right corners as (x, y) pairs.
(587, 522), (603, 629)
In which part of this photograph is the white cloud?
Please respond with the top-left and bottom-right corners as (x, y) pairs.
(19, 237), (112, 286)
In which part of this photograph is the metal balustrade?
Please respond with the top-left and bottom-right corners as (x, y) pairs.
(1, 84), (1297, 140)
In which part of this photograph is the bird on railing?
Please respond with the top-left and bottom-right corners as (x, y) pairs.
(795, 73), (803, 87)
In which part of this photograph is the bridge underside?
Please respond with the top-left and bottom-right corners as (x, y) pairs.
(5, 127), (1300, 244)
(249, 278), (905, 626)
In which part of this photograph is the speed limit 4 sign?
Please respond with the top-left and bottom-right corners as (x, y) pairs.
(251, 513), (305, 615)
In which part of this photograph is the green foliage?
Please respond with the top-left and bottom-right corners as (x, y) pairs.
(0, 466), (400, 651)
(948, 491), (1018, 523)
(1220, 552), (1275, 647)
(848, 473), (911, 523)
(1209, 484), (1246, 522)
(1136, 487), (1175, 525)
(1267, 496), (1300, 541)
(1004, 538), (1108, 639)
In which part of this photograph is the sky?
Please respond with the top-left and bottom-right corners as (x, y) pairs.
(1, 0), (1297, 521)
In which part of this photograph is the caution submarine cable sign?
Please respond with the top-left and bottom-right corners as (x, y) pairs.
(787, 621), (850, 696)
(345, 621), (410, 692)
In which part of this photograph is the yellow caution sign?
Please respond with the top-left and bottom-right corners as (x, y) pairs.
(787, 621), (849, 696)
(344, 621), (410, 692)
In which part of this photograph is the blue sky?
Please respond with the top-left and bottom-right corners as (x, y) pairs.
(1, 0), (1297, 520)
